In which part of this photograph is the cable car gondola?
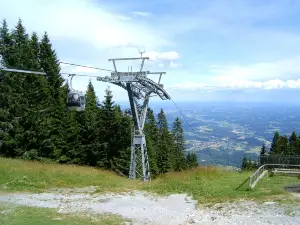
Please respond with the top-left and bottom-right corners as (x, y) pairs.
(66, 74), (86, 112)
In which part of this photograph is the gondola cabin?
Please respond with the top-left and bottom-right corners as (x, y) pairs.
(67, 91), (86, 111)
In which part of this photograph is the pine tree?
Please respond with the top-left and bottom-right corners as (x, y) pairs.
(40, 32), (63, 100)
(56, 111), (81, 163)
(270, 131), (280, 155)
(0, 19), (14, 156)
(0, 18), (41, 157)
(79, 81), (107, 166)
(38, 31), (66, 160)
(157, 109), (172, 174)
(171, 117), (187, 171)
(144, 108), (159, 177)
(241, 156), (247, 170)
(85, 80), (98, 112)
(288, 131), (298, 155)
(276, 135), (288, 155)
(186, 151), (198, 169)
(112, 112), (132, 176)
(100, 86), (126, 171)
(101, 86), (115, 122)
(11, 18), (30, 68)
(0, 19), (14, 67)
(260, 143), (266, 155)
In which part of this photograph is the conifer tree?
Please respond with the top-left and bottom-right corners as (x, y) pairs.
(40, 32), (63, 100)
(38, 31), (66, 159)
(11, 18), (29, 68)
(100, 86), (128, 171)
(270, 131), (280, 155)
(260, 143), (266, 155)
(171, 117), (187, 171)
(276, 135), (288, 155)
(144, 108), (159, 177)
(0, 18), (41, 157)
(79, 81), (107, 166)
(112, 112), (132, 175)
(186, 151), (198, 169)
(0, 19), (14, 156)
(157, 109), (172, 174)
(288, 131), (298, 155)
(0, 19), (14, 67)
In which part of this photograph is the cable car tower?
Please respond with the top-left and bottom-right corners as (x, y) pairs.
(97, 56), (170, 181)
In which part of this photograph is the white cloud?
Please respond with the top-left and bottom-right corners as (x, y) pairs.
(132, 11), (152, 17)
(167, 79), (300, 91)
(143, 51), (180, 61)
(209, 56), (300, 82)
(158, 63), (165, 68)
(169, 61), (181, 69)
(154, 61), (181, 69)
(71, 66), (98, 74)
(0, 0), (169, 50)
(0, 0), (178, 100)
(167, 81), (217, 91)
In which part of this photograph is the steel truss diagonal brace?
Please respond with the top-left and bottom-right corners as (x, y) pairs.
(129, 134), (151, 181)
(127, 83), (151, 181)
(126, 83), (150, 132)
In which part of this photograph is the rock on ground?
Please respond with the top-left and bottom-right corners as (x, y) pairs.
(0, 187), (299, 225)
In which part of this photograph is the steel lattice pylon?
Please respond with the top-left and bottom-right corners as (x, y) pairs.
(129, 133), (150, 180)
(97, 56), (170, 181)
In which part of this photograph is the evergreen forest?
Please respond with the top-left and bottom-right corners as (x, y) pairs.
(0, 19), (198, 178)
(266, 131), (300, 156)
(242, 130), (300, 170)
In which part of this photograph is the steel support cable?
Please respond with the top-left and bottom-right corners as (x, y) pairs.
(170, 98), (216, 165)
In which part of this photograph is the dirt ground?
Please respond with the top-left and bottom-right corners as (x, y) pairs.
(0, 186), (300, 225)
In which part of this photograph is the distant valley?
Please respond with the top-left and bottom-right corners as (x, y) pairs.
(149, 101), (300, 168)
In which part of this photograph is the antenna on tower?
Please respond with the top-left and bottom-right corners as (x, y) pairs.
(137, 47), (146, 72)
(137, 46), (146, 58)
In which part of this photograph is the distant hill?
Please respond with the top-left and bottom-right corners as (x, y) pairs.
(148, 101), (300, 167)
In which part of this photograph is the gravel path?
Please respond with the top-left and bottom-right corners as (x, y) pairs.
(0, 187), (299, 225)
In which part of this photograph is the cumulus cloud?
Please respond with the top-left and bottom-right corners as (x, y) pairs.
(132, 11), (152, 17)
(71, 66), (99, 74)
(0, 0), (169, 50)
(209, 56), (300, 82)
(143, 51), (180, 61)
(169, 61), (181, 69)
(167, 79), (300, 91)
(155, 61), (181, 69)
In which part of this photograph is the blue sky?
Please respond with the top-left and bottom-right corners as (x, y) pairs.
(2, 0), (300, 102)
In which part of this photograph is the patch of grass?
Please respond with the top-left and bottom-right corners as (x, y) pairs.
(1, 157), (298, 204)
(0, 204), (129, 225)
(0, 157), (138, 193)
(140, 167), (299, 204)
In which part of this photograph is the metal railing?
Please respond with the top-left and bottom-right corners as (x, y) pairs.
(248, 164), (300, 190)
(260, 155), (300, 166)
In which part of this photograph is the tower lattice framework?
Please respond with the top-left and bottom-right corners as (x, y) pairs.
(97, 57), (170, 181)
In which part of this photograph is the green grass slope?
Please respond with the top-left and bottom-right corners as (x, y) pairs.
(0, 205), (129, 225)
(0, 157), (299, 204)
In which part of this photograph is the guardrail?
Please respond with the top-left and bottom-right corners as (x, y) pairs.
(248, 164), (300, 190)
(260, 155), (300, 166)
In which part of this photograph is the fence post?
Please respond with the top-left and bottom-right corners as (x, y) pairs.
(248, 176), (252, 190)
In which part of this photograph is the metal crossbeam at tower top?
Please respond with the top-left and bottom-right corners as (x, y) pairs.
(96, 55), (171, 181)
